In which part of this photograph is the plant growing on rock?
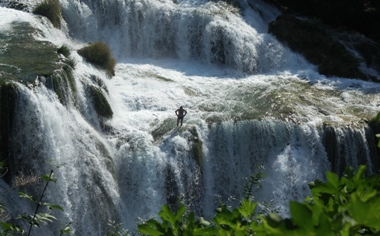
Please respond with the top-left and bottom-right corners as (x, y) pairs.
(33, 0), (62, 28)
(57, 45), (71, 58)
(77, 42), (116, 77)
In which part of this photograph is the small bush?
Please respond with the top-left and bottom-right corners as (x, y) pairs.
(77, 42), (116, 77)
(57, 45), (70, 58)
(33, 0), (61, 28)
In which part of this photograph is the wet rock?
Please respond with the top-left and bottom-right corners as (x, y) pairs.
(268, 15), (367, 80)
(263, 0), (380, 43)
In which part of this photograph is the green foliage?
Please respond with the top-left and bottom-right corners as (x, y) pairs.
(242, 165), (265, 200)
(32, 0), (61, 28)
(138, 199), (260, 236)
(60, 222), (73, 236)
(77, 42), (116, 77)
(106, 220), (130, 236)
(0, 169), (72, 235)
(57, 45), (71, 58)
(255, 165), (380, 235)
(138, 204), (209, 236)
(138, 165), (380, 235)
(138, 170), (266, 235)
(0, 222), (25, 235)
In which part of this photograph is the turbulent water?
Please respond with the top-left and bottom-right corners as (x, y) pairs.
(1, 0), (380, 235)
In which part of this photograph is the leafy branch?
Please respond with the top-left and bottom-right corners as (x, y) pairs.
(0, 166), (72, 235)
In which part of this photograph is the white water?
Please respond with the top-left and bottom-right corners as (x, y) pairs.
(1, 0), (380, 234)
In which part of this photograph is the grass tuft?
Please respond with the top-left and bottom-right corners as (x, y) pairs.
(33, 0), (62, 28)
(12, 172), (40, 188)
(77, 42), (116, 77)
(57, 45), (70, 57)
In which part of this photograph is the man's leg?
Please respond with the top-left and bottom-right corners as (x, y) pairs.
(177, 117), (179, 127)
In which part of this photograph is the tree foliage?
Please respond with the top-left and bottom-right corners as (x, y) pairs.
(138, 165), (380, 235)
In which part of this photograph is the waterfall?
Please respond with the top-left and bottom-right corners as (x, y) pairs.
(1, 0), (380, 234)
(60, 0), (310, 75)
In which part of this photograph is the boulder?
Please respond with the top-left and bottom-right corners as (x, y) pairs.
(263, 0), (380, 43)
(268, 15), (367, 80)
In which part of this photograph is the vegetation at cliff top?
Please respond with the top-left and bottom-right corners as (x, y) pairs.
(77, 42), (116, 77)
(33, 0), (62, 28)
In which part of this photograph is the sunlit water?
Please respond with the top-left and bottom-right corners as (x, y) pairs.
(1, 0), (380, 234)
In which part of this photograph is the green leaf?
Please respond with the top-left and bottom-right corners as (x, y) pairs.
(290, 201), (313, 229)
(138, 219), (164, 236)
(41, 173), (57, 183)
(60, 222), (73, 235)
(19, 191), (36, 203)
(325, 172), (339, 188)
(213, 205), (241, 229)
(158, 205), (177, 228)
(353, 165), (366, 182)
(238, 198), (257, 219)
(35, 212), (57, 223)
(348, 193), (380, 229)
(0, 222), (13, 230)
(0, 222), (25, 233)
(199, 217), (210, 227)
(175, 204), (186, 222)
(43, 203), (64, 211)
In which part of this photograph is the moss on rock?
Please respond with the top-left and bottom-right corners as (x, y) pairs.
(88, 85), (113, 119)
(44, 64), (77, 106)
(189, 126), (203, 167)
(151, 118), (177, 141)
(0, 21), (78, 106)
(0, 22), (61, 83)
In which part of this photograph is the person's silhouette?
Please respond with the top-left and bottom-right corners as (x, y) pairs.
(175, 106), (187, 127)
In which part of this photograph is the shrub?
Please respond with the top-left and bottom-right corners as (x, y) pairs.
(33, 0), (61, 28)
(138, 165), (380, 235)
(77, 42), (116, 77)
(57, 45), (70, 58)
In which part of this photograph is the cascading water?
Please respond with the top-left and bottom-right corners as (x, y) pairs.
(1, 0), (380, 235)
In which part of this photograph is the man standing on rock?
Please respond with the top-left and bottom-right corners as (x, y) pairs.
(175, 106), (187, 127)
